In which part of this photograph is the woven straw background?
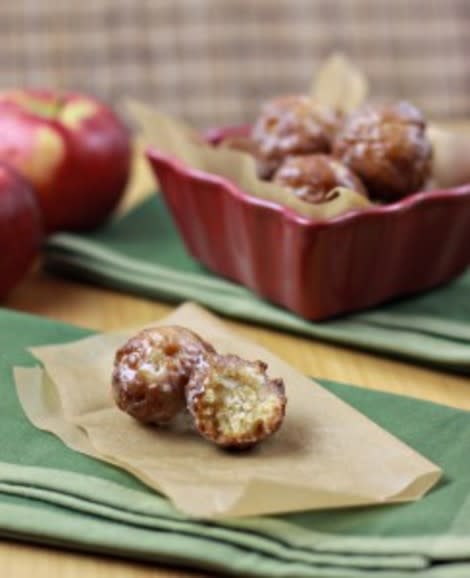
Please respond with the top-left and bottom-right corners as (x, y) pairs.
(0, 0), (468, 126)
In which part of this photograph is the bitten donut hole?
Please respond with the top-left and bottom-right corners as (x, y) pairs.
(191, 359), (286, 448)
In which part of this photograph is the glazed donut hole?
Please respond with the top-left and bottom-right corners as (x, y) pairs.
(333, 101), (433, 201)
(112, 326), (214, 425)
(273, 154), (368, 204)
(251, 94), (341, 177)
(186, 354), (287, 449)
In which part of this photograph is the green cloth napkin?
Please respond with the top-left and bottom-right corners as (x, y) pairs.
(1, 307), (470, 577)
(43, 196), (470, 372)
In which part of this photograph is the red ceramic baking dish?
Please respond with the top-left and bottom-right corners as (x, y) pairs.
(146, 126), (470, 320)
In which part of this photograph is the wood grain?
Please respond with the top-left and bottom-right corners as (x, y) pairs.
(2, 142), (470, 578)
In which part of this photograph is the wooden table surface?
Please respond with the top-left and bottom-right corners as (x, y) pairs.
(2, 147), (470, 578)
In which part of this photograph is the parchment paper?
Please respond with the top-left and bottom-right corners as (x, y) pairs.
(310, 53), (368, 113)
(15, 303), (441, 519)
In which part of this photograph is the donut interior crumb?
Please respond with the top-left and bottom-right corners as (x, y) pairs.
(197, 364), (284, 444)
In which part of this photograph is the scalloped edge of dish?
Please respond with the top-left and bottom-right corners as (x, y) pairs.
(146, 146), (470, 230)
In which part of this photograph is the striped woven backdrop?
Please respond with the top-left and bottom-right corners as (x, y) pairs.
(0, 0), (468, 128)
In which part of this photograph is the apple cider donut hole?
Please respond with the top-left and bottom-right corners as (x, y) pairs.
(112, 326), (214, 425)
(333, 101), (432, 202)
(186, 353), (287, 449)
(252, 94), (341, 177)
(273, 154), (368, 204)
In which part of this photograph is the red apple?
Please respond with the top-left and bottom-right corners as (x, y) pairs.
(0, 162), (43, 299)
(0, 90), (131, 232)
